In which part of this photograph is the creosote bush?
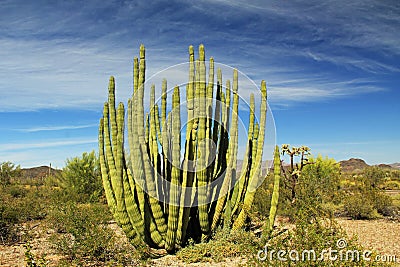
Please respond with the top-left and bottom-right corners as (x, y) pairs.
(47, 201), (141, 266)
(342, 166), (394, 220)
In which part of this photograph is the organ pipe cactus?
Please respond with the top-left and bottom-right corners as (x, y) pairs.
(98, 44), (279, 254)
(262, 145), (281, 241)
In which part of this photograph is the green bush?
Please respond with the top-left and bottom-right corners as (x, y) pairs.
(253, 173), (273, 217)
(383, 180), (400, 190)
(54, 151), (103, 203)
(362, 166), (386, 189)
(371, 191), (392, 214)
(278, 155), (342, 220)
(177, 228), (259, 263)
(0, 185), (48, 243)
(8, 185), (27, 198)
(24, 242), (47, 267)
(257, 214), (387, 266)
(47, 201), (139, 265)
(343, 194), (380, 220)
(0, 161), (21, 187)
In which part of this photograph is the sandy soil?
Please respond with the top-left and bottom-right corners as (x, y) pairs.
(337, 218), (400, 265)
(1, 219), (399, 266)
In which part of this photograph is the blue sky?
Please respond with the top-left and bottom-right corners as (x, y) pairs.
(0, 0), (399, 168)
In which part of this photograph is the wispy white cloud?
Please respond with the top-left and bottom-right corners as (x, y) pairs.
(16, 124), (98, 132)
(0, 0), (398, 112)
(305, 51), (400, 73)
(0, 139), (97, 152)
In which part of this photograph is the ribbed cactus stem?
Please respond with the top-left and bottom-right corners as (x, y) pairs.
(150, 85), (161, 200)
(232, 80), (267, 230)
(262, 145), (281, 241)
(135, 45), (167, 236)
(211, 70), (239, 231)
(108, 77), (118, 151)
(101, 96), (143, 245)
(166, 86), (181, 252)
(177, 46), (197, 244)
(161, 79), (167, 128)
(98, 116), (116, 215)
(128, 97), (146, 222)
(144, 113), (149, 144)
(99, 44), (274, 253)
(197, 44), (210, 237)
(232, 93), (255, 213)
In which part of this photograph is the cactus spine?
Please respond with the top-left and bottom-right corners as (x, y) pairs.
(99, 44), (277, 254)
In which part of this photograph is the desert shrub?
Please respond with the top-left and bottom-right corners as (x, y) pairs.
(301, 155), (341, 203)
(7, 185), (28, 198)
(176, 228), (259, 263)
(383, 180), (400, 190)
(257, 213), (388, 267)
(392, 193), (400, 207)
(0, 184), (48, 243)
(370, 191), (392, 214)
(0, 204), (19, 243)
(0, 161), (21, 187)
(279, 155), (342, 220)
(390, 170), (400, 181)
(47, 201), (139, 265)
(54, 151), (103, 203)
(362, 166), (386, 189)
(341, 166), (394, 219)
(343, 193), (379, 220)
(253, 172), (273, 216)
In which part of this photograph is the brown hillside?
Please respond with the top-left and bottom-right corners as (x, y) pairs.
(339, 158), (369, 173)
(390, 163), (400, 169)
(21, 166), (61, 180)
(376, 163), (393, 169)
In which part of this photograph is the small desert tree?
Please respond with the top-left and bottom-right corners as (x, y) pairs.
(0, 161), (21, 187)
(55, 151), (103, 202)
(298, 155), (341, 218)
(362, 166), (386, 189)
(301, 155), (341, 202)
(280, 144), (311, 204)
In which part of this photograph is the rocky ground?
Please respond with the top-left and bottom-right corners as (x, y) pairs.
(1, 218), (399, 266)
(337, 218), (400, 265)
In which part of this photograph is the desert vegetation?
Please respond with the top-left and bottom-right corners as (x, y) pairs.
(1, 45), (399, 266)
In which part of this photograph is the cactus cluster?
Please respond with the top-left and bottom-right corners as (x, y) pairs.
(98, 44), (281, 254)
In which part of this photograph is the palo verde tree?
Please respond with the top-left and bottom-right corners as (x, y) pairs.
(98, 44), (281, 255)
(55, 151), (103, 202)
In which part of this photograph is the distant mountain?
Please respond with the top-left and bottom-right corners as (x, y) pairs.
(339, 158), (400, 173)
(376, 164), (393, 169)
(339, 158), (369, 173)
(389, 163), (400, 170)
(21, 166), (61, 180)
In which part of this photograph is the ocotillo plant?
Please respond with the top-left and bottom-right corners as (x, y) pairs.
(98, 44), (278, 254)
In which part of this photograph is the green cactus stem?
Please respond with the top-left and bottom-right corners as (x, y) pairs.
(262, 145), (281, 241)
(98, 44), (274, 254)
